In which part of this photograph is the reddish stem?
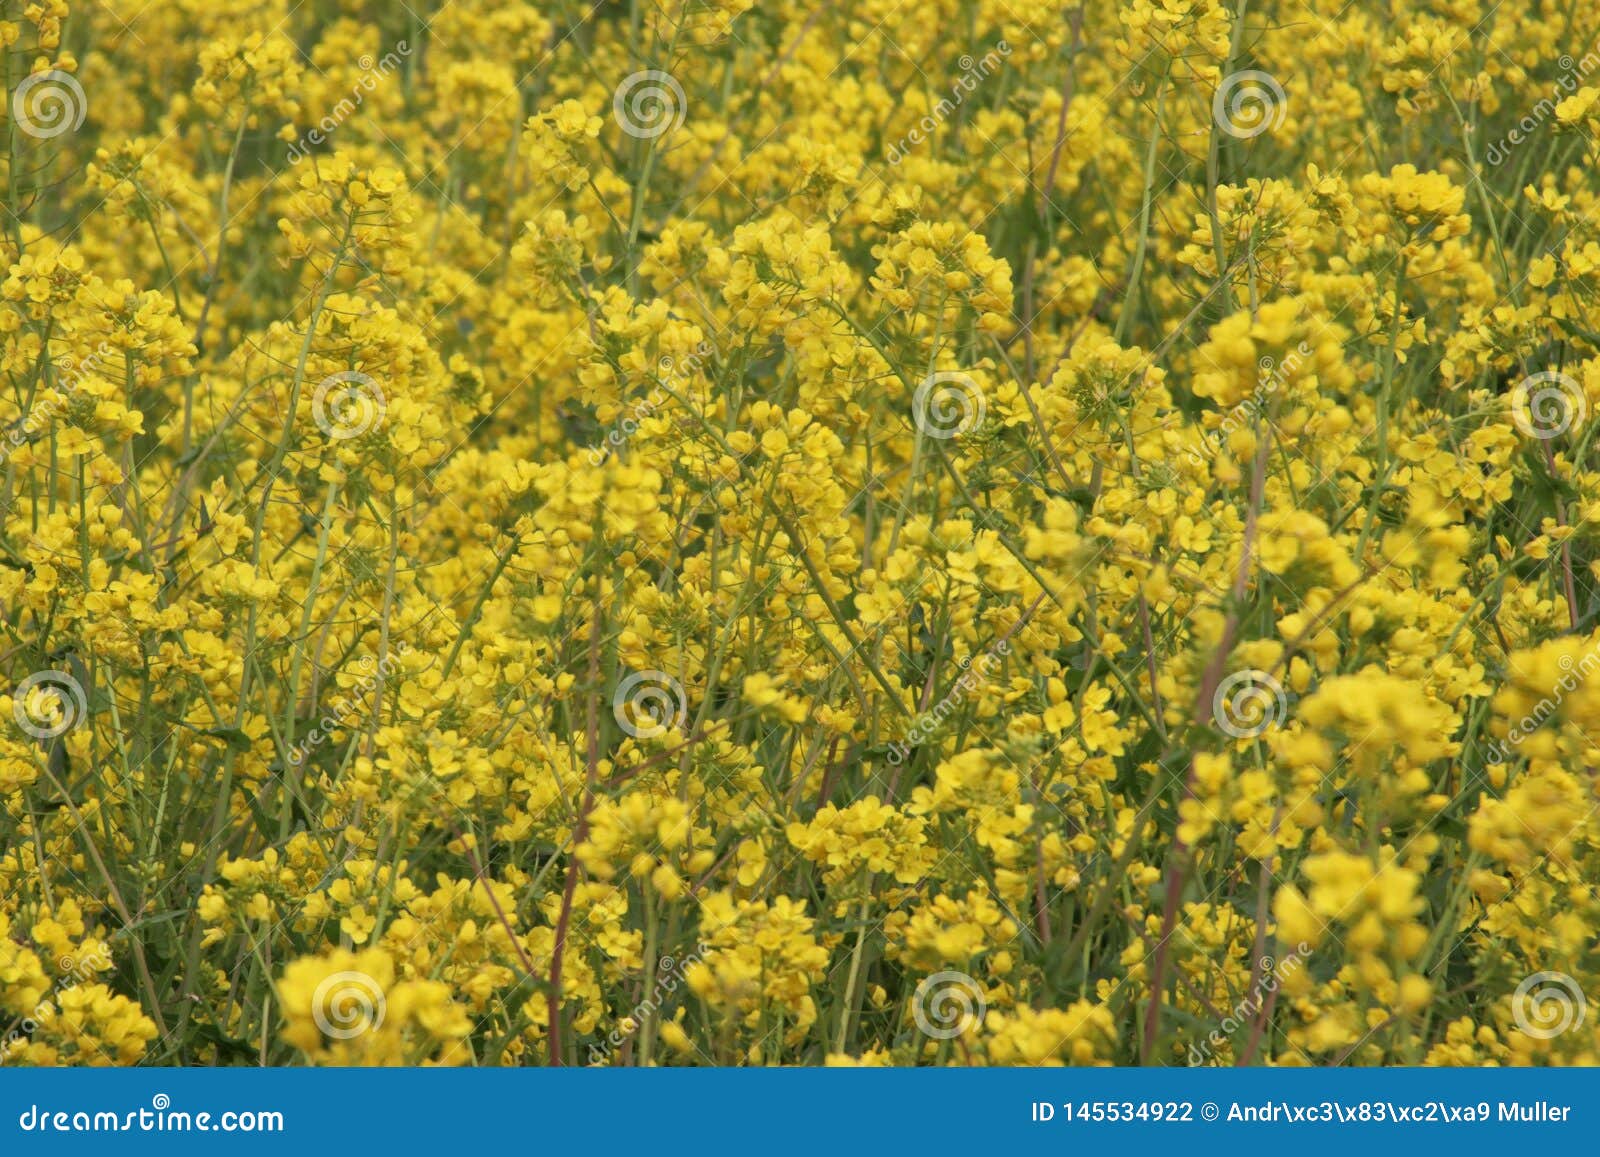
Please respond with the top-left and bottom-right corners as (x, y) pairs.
(547, 597), (604, 1065)
(1143, 433), (1269, 1062)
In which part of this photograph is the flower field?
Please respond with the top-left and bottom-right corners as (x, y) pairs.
(2, 0), (1600, 1068)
